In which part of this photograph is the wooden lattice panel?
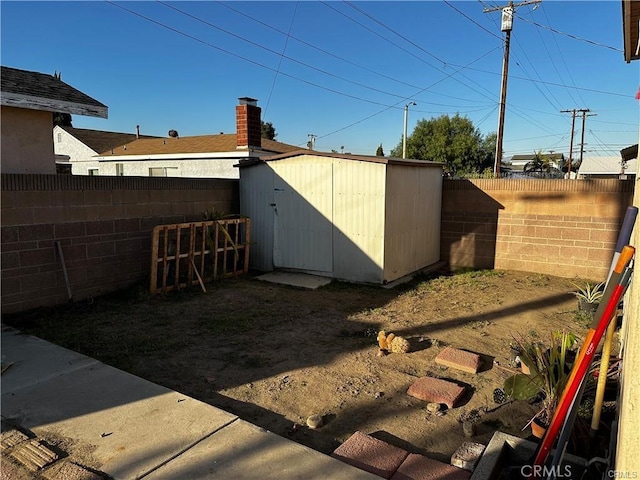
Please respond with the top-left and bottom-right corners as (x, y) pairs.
(150, 218), (250, 294)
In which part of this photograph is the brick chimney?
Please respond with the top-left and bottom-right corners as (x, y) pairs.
(236, 97), (261, 149)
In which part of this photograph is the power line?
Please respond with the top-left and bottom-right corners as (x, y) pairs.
(539, 3), (586, 106)
(264, 2), (299, 116)
(321, 1), (499, 103)
(444, 0), (502, 40)
(156, 1), (417, 103)
(513, 13), (623, 52)
(214, 1), (432, 94)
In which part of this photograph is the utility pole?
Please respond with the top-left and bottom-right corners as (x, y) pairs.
(561, 108), (594, 177)
(484, 0), (541, 177)
(307, 134), (316, 150)
(403, 102), (416, 159)
(561, 109), (577, 178)
(579, 110), (596, 165)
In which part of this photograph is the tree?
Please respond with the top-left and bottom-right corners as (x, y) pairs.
(52, 72), (73, 127)
(390, 114), (495, 176)
(53, 112), (72, 127)
(376, 144), (385, 156)
(524, 151), (563, 178)
(261, 121), (277, 140)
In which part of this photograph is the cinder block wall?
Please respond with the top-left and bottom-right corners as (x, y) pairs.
(441, 178), (635, 280)
(1, 174), (238, 314)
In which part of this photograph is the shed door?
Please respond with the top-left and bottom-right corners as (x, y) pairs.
(273, 163), (333, 273)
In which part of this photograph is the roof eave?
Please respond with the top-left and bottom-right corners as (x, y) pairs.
(1, 92), (108, 118)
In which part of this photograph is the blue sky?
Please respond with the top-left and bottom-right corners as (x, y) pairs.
(2, 1), (638, 159)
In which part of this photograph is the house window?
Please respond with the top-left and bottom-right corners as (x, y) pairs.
(57, 133), (62, 143)
(149, 167), (178, 177)
(88, 169), (99, 176)
(116, 164), (124, 176)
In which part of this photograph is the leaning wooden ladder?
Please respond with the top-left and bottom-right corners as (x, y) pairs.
(150, 218), (251, 294)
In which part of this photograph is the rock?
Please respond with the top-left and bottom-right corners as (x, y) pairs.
(462, 421), (476, 437)
(374, 391), (384, 399)
(426, 403), (442, 413)
(306, 414), (323, 429)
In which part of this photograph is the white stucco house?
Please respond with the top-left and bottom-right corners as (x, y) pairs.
(54, 125), (157, 175)
(60, 98), (299, 178)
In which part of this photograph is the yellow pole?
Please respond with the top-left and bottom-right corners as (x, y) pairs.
(590, 317), (616, 433)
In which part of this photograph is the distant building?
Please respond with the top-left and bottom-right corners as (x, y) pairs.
(577, 155), (637, 180)
(54, 126), (159, 175)
(65, 98), (300, 178)
(506, 153), (565, 178)
(1, 66), (107, 174)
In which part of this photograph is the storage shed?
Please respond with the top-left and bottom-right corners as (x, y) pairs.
(238, 151), (443, 284)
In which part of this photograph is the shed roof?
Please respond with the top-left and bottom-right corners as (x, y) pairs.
(59, 126), (159, 154)
(1, 66), (107, 118)
(238, 150), (444, 168)
(98, 134), (300, 157)
(578, 156), (636, 175)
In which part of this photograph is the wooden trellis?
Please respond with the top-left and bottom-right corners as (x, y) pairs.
(150, 218), (251, 294)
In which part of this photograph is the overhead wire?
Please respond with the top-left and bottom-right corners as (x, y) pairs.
(264, 2), (299, 116)
(539, 3), (585, 106)
(514, 15), (623, 53)
(155, 1), (420, 103)
(321, 1), (499, 103)
(107, 1), (419, 108)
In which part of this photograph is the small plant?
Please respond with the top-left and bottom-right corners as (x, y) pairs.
(504, 331), (578, 428)
(571, 281), (604, 305)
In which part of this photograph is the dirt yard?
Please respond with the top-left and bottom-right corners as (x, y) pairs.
(5, 269), (603, 464)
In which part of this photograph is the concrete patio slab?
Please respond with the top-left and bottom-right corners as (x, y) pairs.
(1, 361), (237, 480)
(256, 272), (332, 290)
(146, 419), (380, 480)
(1, 326), (98, 393)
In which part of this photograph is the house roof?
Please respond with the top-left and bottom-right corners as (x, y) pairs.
(577, 156), (637, 175)
(97, 134), (300, 157)
(59, 126), (158, 154)
(1, 66), (107, 118)
(623, 0), (640, 62)
(238, 150), (444, 168)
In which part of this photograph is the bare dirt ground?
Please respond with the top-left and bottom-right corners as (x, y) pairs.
(5, 269), (604, 464)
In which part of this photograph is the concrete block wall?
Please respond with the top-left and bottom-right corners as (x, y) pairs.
(1, 174), (238, 314)
(441, 178), (635, 280)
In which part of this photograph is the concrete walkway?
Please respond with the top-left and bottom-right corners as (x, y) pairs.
(0, 325), (378, 479)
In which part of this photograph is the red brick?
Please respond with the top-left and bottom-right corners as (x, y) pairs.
(407, 377), (466, 408)
(435, 347), (481, 374)
(332, 431), (408, 479)
(391, 454), (470, 480)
